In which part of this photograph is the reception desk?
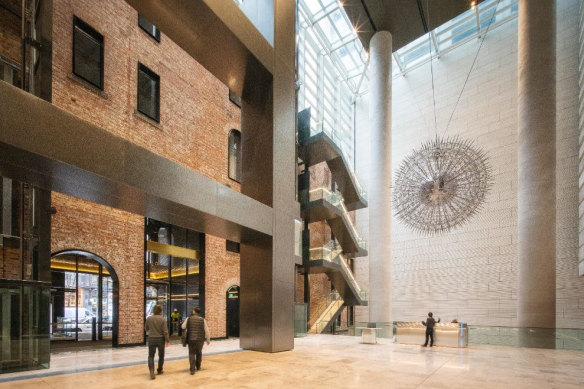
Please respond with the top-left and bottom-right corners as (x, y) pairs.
(394, 322), (468, 348)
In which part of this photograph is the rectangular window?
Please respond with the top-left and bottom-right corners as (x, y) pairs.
(226, 240), (240, 254)
(138, 14), (160, 42)
(73, 16), (104, 89)
(137, 63), (160, 122)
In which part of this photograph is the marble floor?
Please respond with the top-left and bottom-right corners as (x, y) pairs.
(1, 335), (584, 388)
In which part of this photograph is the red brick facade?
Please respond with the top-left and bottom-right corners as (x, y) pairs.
(48, 0), (241, 344)
(205, 235), (240, 338)
(0, 6), (20, 64)
(51, 192), (145, 344)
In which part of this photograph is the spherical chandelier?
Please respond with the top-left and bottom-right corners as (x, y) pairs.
(392, 136), (492, 235)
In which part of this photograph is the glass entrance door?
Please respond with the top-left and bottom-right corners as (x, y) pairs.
(50, 253), (116, 343)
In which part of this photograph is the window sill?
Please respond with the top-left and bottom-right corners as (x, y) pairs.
(68, 73), (108, 99)
(134, 110), (163, 130)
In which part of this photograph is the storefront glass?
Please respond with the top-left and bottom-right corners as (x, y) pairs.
(0, 176), (51, 373)
(50, 253), (115, 343)
(145, 218), (204, 334)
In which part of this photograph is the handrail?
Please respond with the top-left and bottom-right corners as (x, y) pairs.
(307, 187), (368, 251)
(309, 291), (344, 334)
(309, 240), (367, 302)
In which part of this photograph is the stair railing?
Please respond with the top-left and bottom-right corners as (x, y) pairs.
(308, 124), (368, 200)
(309, 291), (344, 334)
(308, 187), (367, 251)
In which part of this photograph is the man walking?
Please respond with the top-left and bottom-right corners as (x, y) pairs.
(145, 305), (169, 379)
(181, 307), (210, 375)
(421, 312), (440, 347)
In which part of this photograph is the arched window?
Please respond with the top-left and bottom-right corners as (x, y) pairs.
(228, 129), (242, 182)
(50, 250), (119, 345)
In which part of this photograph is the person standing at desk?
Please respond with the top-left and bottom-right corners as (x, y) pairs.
(421, 312), (440, 347)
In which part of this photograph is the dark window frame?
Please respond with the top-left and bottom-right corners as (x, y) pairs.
(72, 16), (104, 90)
(138, 14), (161, 42)
(228, 129), (242, 182)
(137, 63), (160, 123)
(226, 240), (240, 253)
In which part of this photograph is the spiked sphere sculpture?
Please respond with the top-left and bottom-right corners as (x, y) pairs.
(393, 136), (492, 234)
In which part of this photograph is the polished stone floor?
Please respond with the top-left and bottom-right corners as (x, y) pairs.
(1, 335), (584, 388)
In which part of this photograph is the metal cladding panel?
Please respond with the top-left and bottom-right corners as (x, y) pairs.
(0, 82), (272, 242)
(240, 235), (274, 351)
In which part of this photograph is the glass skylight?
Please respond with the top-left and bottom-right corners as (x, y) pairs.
(297, 0), (366, 164)
(394, 0), (518, 76)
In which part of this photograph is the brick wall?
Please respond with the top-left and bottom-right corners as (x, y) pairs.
(578, 2), (584, 277)
(51, 192), (144, 344)
(204, 235), (240, 338)
(355, 0), (584, 328)
(0, 7), (20, 63)
(0, 243), (21, 280)
(52, 0), (241, 188)
(49, 0), (242, 342)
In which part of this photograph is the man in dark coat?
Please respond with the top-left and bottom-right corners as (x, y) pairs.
(181, 306), (211, 374)
(422, 312), (440, 347)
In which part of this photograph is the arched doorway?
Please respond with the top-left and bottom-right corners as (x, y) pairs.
(226, 285), (240, 338)
(50, 250), (119, 346)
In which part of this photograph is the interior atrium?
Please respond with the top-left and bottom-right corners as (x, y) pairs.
(0, 0), (583, 387)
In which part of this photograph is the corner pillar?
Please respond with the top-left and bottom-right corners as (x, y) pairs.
(368, 31), (393, 329)
(517, 0), (556, 332)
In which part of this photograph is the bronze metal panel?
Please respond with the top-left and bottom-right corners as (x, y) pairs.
(240, 55), (274, 207)
(269, 0), (297, 353)
(0, 82), (272, 243)
(240, 234), (274, 351)
(146, 240), (200, 260)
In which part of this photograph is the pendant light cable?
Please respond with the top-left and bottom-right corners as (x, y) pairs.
(443, 0), (502, 135)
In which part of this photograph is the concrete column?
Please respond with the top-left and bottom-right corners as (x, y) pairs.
(517, 0), (556, 329)
(368, 31), (392, 327)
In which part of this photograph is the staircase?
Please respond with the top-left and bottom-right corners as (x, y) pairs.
(301, 187), (367, 257)
(308, 291), (344, 334)
(298, 107), (368, 334)
(307, 241), (367, 306)
(297, 109), (367, 211)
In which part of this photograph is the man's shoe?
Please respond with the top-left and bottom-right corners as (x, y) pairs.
(149, 368), (155, 380)
(157, 369), (163, 375)
(421, 344), (427, 347)
(190, 370), (195, 375)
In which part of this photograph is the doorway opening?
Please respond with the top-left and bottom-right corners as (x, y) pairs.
(50, 250), (119, 346)
(226, 285), (240, 338)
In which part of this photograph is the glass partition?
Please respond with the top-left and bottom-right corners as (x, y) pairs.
(0, 283), (50, 373)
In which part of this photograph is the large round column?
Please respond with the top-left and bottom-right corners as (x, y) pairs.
(368, 31), (392, 327)
(517, 0), (556, 330)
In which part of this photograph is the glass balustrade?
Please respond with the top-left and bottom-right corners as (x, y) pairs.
(307, 187), (367, 251)
(306, 127), (368, 200)
(309, 240), (365, 299)
(309, 292), (344, 334)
